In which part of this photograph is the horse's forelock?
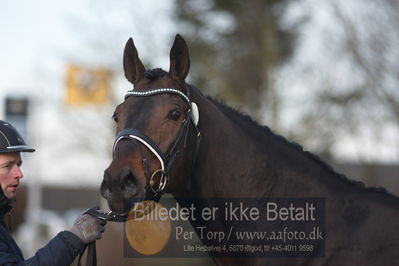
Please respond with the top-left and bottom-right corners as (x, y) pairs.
(144, 68), (167, 81)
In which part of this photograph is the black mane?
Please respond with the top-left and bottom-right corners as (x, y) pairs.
(208, 96), (396, 197)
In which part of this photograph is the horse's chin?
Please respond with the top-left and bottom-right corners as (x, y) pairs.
(107, 191), (146, 215)
(113, 210), (130, 217)
(107, 201), (134, 215)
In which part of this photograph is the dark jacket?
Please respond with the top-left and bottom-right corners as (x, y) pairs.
(0, 194), (85, 266)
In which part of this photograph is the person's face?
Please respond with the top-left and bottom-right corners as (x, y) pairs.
(0, 152), (23, 199)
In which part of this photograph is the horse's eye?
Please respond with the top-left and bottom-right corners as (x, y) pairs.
(168, 109), (181, 121)
(112, 113), (119, 123)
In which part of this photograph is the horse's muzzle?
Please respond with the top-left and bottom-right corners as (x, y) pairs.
(101, 168), (145, 214)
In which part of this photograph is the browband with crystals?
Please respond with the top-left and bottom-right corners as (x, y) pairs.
(125, 87), (199, 126)
(125, 88), (190, 105)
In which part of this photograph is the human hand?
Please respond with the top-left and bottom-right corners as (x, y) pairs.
(69, 212), (106, 244)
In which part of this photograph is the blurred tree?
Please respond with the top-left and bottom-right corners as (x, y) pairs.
(278, 0), (399, 161)
(174, 0), (294, 124)
(326, 0), (399, 132)
(174, 0), (399, 163)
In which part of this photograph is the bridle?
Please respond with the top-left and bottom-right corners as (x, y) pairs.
(79, 87), (201, 266)
(113, 86), (201, 202)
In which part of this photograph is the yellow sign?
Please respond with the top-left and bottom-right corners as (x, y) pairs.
(65, 65), (110, 105)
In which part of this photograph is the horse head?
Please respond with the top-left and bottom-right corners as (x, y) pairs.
(101, 34), (200, 215)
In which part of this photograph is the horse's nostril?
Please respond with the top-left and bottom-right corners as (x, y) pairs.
(102, 187), (111, 198)
(120, 168), (137, 191)
(100, 179), (111, 198)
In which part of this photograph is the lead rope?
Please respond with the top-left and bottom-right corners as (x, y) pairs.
(77, 242), (97, 266)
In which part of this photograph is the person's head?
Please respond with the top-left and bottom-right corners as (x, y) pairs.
(0, 120), (35, 200)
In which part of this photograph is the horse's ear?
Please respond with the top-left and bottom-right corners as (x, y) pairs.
(169, 34), (190, 81)
(123, 38), (145, 85)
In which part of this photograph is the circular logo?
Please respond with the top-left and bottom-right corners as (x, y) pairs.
(125, 200), (171, 255)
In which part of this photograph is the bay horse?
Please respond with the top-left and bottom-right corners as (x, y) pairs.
(101, 34), (399, 265)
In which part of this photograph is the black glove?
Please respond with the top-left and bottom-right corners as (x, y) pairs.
(69, 212), (106, 244)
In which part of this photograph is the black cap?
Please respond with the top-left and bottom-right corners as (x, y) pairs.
(0, 120), (35, 153)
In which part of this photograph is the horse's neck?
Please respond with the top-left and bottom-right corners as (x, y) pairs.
(186, 93), (399, 210)
(186, 92), (337, 199)
(178, 90), (399, 259)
